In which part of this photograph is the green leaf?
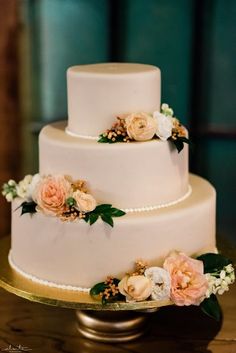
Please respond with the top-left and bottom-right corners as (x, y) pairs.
(98, 135), (117, 144)
(110, 208), (126, 217)
(20, 201), (37, 215)
(98, 134), (127, 144)
(90, 282), (107, 296)
(102, 295), (108, 305)
(83, 204), (125, 227)
(171, 136), (191, 153)
(66, 197), (75, 206)
(94, 204), (112, 213)
(197, 253), (232, 273)
(112, 278), (121, 286)
(200, 295), (222, 321)
(98, 135), (110, 143)
(101, 214), (114, 227)
(179, 136), (190, 144)
(83, 213), (89, 223)
(172, 138), (184, 153)
(89, 213), (99, 225)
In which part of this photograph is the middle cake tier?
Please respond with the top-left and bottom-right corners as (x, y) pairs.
(39, 121), (189, 210)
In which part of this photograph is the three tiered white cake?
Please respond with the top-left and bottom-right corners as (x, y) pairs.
(9, 63), (216, 290)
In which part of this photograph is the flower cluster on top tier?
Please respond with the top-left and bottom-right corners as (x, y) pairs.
(90, 252), (235, 321)
(98, 103), (190, 153)
(2, 174), (125, 227)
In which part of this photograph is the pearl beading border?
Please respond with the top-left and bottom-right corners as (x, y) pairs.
(65, 127), (98, 140)
(8, 246), (219, 294)
(8, 251), (91, 292)
(122, 185), (192, 213)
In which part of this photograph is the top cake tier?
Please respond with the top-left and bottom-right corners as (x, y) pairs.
(67, 63), (161, 136)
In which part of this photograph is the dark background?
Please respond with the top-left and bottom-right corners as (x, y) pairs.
(0, 0), (235, 246)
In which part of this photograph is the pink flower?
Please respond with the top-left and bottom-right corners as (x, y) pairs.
(34, 175), (72, 216)
(163, 252), (208, 306)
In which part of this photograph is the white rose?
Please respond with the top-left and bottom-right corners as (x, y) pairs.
(16, 174), (33, 199)
(153, 111), (173, 141)
(27, 173), (41, 201)
(73, 190), (97, 213)
(118, 275), (152, 302)
(125, 112), (157, 141)
(144, 267), (171, 301)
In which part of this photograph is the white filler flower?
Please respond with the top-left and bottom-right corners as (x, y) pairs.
(161, 103), (174, 117)
(205, 264), (235, 298)
(16, 175), (33, 199)
(145, 266), (171, 301)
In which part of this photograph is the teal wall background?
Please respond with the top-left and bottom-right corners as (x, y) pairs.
(21, 0), (110, 123)
(115, 0), (195, 125)
(20, 0), (236, 244)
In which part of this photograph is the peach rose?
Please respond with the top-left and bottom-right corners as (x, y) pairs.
(118, 275), (152, 302)
(125, 112), (157, 141)
(163, 252), (208, 306)
(34, 175), (72, 216)
(73, 190), (97, 213)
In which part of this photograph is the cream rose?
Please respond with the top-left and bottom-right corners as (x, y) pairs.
(153, 111), (173, 141)
(144, 267), (171, 301)
(34, 175), (72, 216)
(118, 275), (152, 302)
(125, 112), (157, 141)
(73, 190), (97, 213)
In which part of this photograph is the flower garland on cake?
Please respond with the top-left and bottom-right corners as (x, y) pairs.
(90, 252), (235, 321)
(98, 103), (190, 153)
(2, 174), (125, 227)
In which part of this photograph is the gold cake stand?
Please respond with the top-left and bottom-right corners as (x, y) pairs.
(0, 236), (171, 343)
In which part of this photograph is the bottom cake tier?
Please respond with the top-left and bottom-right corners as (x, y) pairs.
(10, 174), (216, 290)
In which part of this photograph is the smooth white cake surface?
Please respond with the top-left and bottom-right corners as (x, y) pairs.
(67, 63), (161, 136)
(39, 121), (189, 209)
(11, 175), (216, 289)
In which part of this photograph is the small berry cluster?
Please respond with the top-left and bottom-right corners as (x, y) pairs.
(100, 277), (120, 300)
(132, 260), (148, 276)
(101, 117), (131, 143)
(59, 206), (85, 222)
(171, 118), (187, 140)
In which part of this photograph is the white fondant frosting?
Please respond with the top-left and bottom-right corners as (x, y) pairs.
(67, 63), (161, 136)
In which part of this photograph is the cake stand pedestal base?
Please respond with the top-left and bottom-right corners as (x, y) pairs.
(75, 310), (150, 342)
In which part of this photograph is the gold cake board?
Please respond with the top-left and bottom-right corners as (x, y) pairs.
(0, 236), (171, 342)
